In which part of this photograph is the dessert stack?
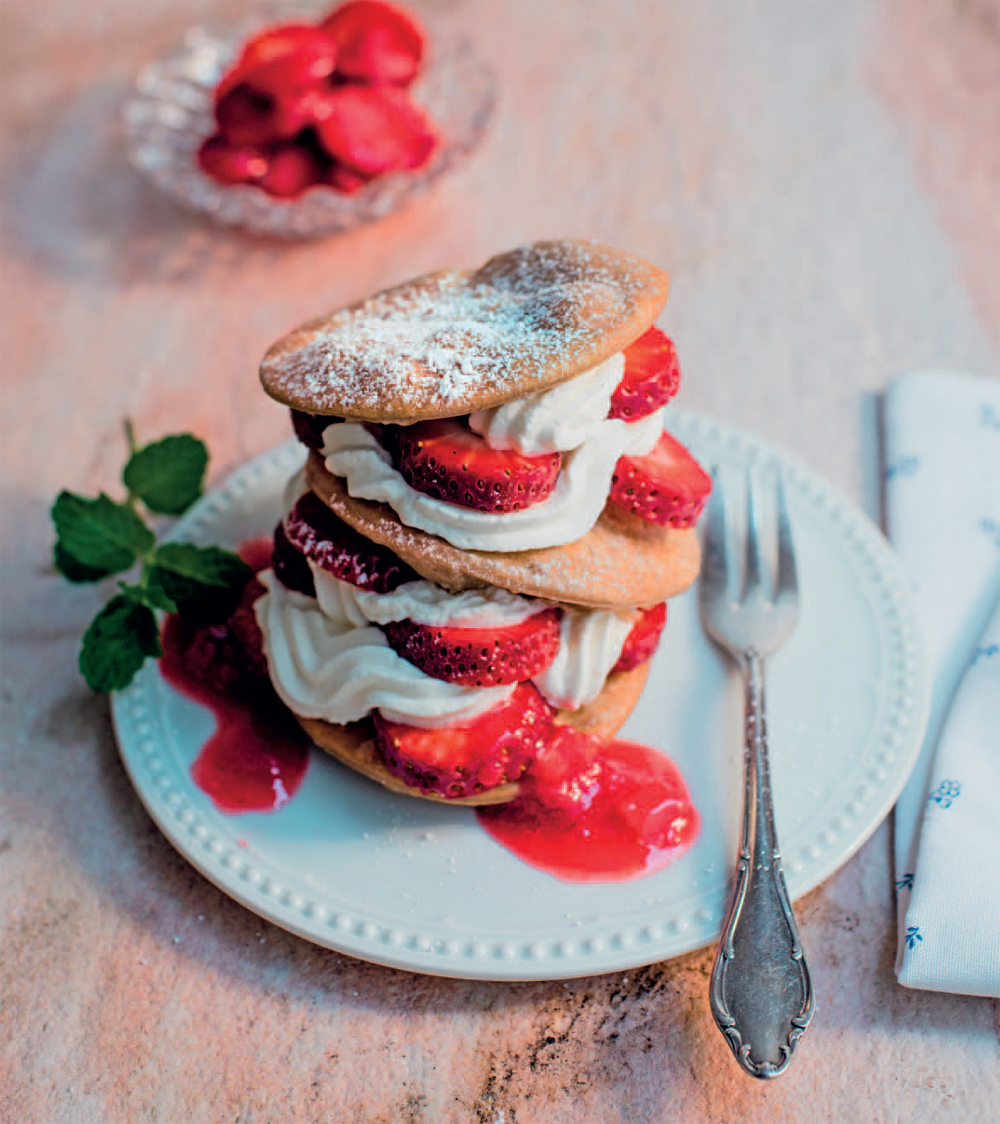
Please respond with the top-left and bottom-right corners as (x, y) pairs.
(254, 239), (711, 806)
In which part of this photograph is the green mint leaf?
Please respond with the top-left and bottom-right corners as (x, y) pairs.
(51, 491), (154, 573)
(148, 542), (253, 623)
(79, 594), (161, 692)
(54, 540), (120, 583)
(123, 434), (208, 516)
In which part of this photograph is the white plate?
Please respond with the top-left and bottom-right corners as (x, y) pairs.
(111, 411), (928, 980)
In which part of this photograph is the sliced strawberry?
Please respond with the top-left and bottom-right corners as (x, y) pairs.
(217, 24), (338, 101)
(214, 84), (297, 146)
(162, 568), (268, 699)
(325, 161), (373, 194)
(608, 327), (681, 422)
(320, 0), (425, 86)
(382, 607), (562, 687)
(388, 417), (562, 513)
(258, 141), (325, 198)
(271, 521), (317, 597)
(608, 432), (711, 528)
(373, 683), (554, 798)
(197, 135), (269, 185)
(313, 85), (438, 175)
(214, 25), (337, 146)
(290, 409), (338, 449)
(611, 603), (667, 673)
(284, 491), (419, 592)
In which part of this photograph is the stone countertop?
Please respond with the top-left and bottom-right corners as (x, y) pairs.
(2, 1), (998, 1120)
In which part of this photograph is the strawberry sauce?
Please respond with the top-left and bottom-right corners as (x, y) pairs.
(477, 730), (699, 883)
(158, 538), (310, 814)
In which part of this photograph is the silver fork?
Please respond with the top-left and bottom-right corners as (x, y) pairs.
(699, 466), (814, 1079)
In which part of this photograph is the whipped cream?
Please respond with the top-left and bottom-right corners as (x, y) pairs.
(260, 551), (636, 729)
(322, 410), (663, 552)
(468, 353), (625, 454)
(532, 607), (634, 709)
(310, 562), (544, 628)
(256, 571), (513, 728)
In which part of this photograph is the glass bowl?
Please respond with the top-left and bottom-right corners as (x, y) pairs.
(122, 18), (497, 239)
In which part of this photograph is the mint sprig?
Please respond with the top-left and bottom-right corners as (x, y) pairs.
(52, 424), (253, 692)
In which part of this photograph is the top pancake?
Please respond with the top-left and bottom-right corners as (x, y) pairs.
(259, 240), (670, 423)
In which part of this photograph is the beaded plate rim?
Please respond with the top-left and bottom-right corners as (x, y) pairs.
(110, 410), (928, 980)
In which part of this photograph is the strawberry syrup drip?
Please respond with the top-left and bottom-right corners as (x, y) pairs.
(477, 733), (699, 883)
(158, 537), (310, 815)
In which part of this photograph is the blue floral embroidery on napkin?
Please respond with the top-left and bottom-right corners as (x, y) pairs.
(885, 455), (920, 481)
(895, 872), (915, 891)
(904, 926), (923, 950)
(929, 780), (962, 808)
(980, 402), (1000, 431)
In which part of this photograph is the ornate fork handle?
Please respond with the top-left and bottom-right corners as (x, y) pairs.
(709, 648), (815, 1078)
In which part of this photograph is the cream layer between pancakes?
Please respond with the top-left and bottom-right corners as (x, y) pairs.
(254, 514), (638, 730)
(317, 348), (665, 552)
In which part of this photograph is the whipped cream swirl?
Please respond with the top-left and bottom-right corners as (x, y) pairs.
(468, 353), (625, 454)
(322, 409), (662, 553)
(256, 547), (637, 727)
(533, 606), (635, 709)
(256, 571), (514, 728)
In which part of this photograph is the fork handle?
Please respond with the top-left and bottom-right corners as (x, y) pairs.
(709, 649), (815, 1078)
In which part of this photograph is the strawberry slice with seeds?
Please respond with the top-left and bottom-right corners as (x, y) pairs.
(608, 433), (711, 529)
(320, 0), (425, 86)
(373, 683), (554, 799)
(608, 327), (681, 422)
(284, 491), (419, 592)
(611, 603), (667, 673)
(389, 417), (562, 513)
(271, 522), (317, 597)
(382, 607), (562, 687)
(314, 85), (438, 175)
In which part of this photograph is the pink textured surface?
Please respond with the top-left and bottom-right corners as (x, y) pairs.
(1, 1), (998, 1121)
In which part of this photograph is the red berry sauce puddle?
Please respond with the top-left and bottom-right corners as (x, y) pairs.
(158, 538), (310, 815)
(159, 539), (699, 881)
(477, 731), (699, 883)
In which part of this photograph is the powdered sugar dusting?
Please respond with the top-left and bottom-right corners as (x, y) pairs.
(261, 240), (669, 419)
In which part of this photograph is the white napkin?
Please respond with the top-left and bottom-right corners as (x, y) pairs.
(883, 369), (1000, 998)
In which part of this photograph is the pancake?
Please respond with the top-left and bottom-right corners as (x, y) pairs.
(259, 240), (670, 422)
(296, 660), (651, 806)
(304, 449), (701, 609)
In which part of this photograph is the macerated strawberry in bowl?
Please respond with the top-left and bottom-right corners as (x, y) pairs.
(123, 0), (496, 236)
(196, 1), (440, 199)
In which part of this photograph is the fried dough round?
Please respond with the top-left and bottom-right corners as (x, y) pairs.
(303, 450), (700, 610)
(296, 661), (651, 806)
(260, 240), (670, 423)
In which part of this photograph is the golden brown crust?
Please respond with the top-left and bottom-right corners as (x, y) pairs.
(259, 240), (670, 422)
(295, 662), (651, 806)
(304, 450), (701, 609)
